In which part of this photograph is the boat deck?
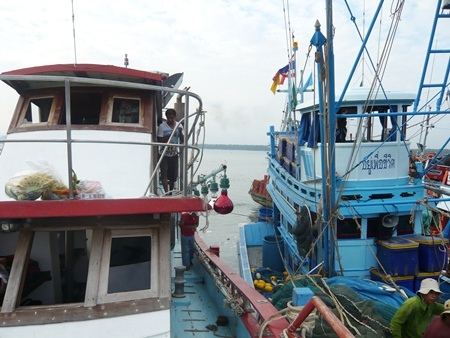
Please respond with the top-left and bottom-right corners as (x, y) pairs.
(171, 235), (234, 337)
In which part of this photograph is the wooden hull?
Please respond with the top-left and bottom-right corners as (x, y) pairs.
(248, 176), (272, 207)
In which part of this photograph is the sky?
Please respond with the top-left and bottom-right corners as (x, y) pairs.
(0, 0), (449, 148)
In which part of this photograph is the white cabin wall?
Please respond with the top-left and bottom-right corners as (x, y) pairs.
(0, 129), (154, 201)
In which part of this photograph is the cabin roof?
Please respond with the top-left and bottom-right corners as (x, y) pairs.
(297, 87), (416, 112)
(1, 64), (168, 92)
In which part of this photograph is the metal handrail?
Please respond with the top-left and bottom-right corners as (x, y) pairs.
(0, 74), (204, 198)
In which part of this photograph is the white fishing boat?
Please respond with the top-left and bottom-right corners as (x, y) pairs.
(0, 63), (295, 337)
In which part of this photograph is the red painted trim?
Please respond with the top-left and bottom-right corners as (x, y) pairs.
(1, 64), (165, 82)
(195, 233), (289, 337)
(286, 296), (355, 337)
(0, 197), (208, 219)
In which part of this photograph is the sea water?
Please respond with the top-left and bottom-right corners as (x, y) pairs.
(195, 148), (268, 271)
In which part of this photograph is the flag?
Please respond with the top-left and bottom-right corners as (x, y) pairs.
(270, 57), (296, 94)
(279, 61), (296, 85)
(270, 74), (280, 94)
(291, 83), (298, 108)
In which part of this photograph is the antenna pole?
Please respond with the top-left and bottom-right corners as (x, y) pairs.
(71, 0), (77, 65)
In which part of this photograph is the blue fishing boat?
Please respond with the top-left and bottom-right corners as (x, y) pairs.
(239, 0), (450, 336)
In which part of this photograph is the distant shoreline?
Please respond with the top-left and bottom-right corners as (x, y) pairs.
(204, 144), (268, 151)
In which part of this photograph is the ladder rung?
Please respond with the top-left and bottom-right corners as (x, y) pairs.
(421, 83), (446, 88)
(430, 49), (450, 54)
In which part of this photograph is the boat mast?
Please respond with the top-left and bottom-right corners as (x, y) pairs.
(310, 1), (336, 277)
(323, 0), (337, 277)
(311, 0), (336, 276)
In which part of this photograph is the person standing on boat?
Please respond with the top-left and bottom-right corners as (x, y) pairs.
(157, 109), (184, 193)
(390, 278), (444, 338)
(408, 150), (420, 184)
(423, 299), (450, 337)
(336, 118), (347, 143)
(179, 212), (199, 271)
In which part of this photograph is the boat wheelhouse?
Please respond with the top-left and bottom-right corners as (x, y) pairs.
(267, 87), (424, 278)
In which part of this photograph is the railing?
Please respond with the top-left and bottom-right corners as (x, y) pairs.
(0, 74), (205, 198)
(285, 296), (355, 338)
(194, 233), (289, 337)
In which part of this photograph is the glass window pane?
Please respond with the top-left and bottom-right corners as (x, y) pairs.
(107, 236), (151, 293)
(22, 97), (53, 124)
(112, 98), (140, 124)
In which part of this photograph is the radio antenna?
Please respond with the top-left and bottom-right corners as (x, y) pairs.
(71, 0), (78, 65)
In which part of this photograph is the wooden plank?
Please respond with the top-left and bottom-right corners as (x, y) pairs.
(84, 228), (104, 307)
(1, 229), (34, 313)
(49, 232), (62, 303)
(96, 229), (112, 304)
(158, 218), (171, 298)
(0, 297), (170, 326)
(65, 231), (75, 301)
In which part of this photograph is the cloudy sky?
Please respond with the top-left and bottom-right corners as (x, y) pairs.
(0, 0), (449, 148)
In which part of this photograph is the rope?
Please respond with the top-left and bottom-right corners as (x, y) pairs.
(286, 301), (318, 337)
(259, 307), (289, 338)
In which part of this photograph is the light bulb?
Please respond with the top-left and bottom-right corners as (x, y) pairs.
(214, 189), (234, 215)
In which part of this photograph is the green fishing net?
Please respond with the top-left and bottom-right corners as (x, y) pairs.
(272, 276), (395, 337)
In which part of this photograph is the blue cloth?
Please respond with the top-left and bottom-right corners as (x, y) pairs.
(443, 218), (450, 240)
(181, 234), (195, 267)
(325, 276), (415, 309)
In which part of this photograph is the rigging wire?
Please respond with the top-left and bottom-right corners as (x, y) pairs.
(71, 0), (77, 65)
(335, 1), (406, 200)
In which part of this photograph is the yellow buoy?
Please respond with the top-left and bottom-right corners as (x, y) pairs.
(256, 281), (266, 290)
(264, 285), (273, 292)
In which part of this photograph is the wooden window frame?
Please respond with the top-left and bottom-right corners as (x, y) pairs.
(18, 95), (57, 127)
(96, 228), (159, 304)
(105, 94), (143, 127)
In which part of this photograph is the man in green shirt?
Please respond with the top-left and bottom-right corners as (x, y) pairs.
(390, 278), (444, 337)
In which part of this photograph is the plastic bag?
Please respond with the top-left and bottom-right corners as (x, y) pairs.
(76, 180), (106, 199)
(4, 160), (69, 201)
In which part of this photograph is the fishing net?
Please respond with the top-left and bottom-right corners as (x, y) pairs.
(272, 275), (395, 337)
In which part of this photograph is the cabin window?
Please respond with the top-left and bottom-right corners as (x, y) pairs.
(396, 215), (414, 235)
(0, 227), (159, 312)
(108, 235), (152, 293)
(97, 228), (158, 303)
(60, 92), (103, 125)
(21, 97), (53, 125)
(367, 216), (402, 239)
(111, 97), (141, 124)
(336, 218), (361, 239)
(0, 229), (89, 308)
